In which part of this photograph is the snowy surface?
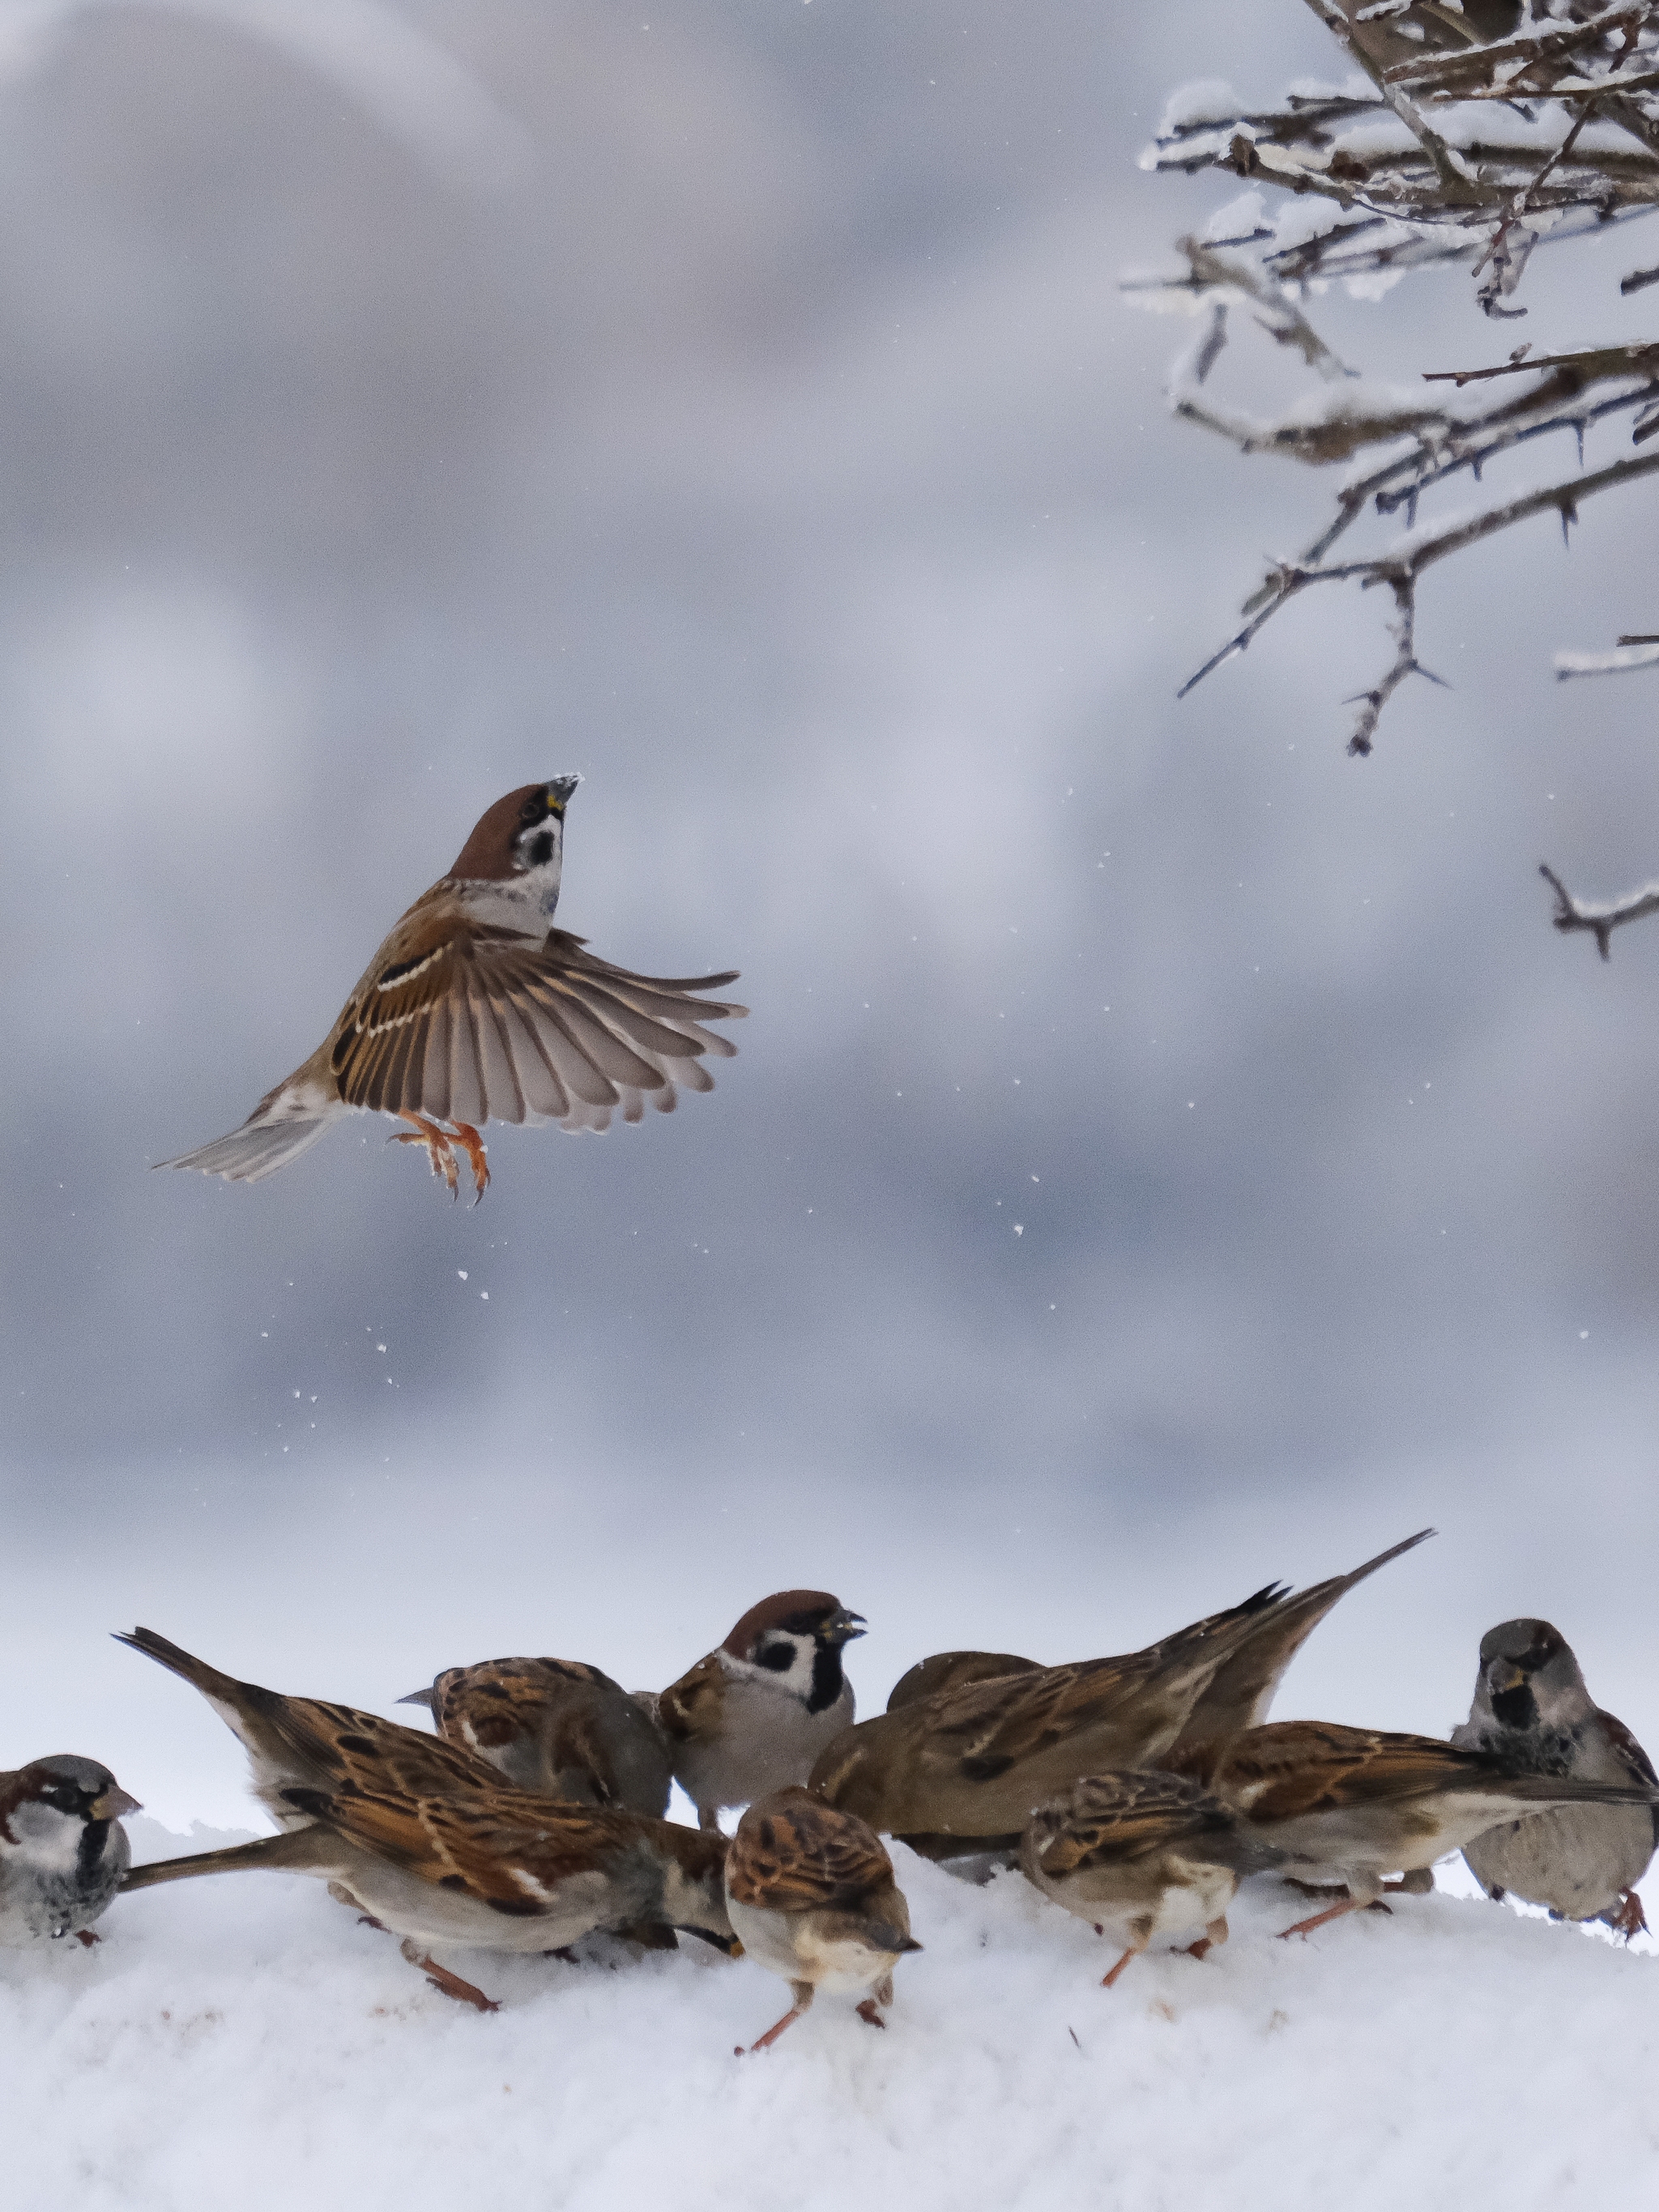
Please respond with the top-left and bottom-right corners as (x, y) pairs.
(1, 1816), (1651, 2212)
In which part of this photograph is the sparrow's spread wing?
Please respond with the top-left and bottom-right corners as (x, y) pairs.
(329, 901), (746, 1133)
(655, 1653), (727, 1747)
(1033, 1771), (1247, 1877)
(727, 1791), (893, 1912)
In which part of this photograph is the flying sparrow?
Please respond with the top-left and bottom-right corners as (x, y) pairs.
(1167, 1719), (1659, 1940)
(399, 1656), (671, 1818)
(1, 1756), (141, 1946)
(724, 1786), (921, 2052)
(115, 1626), (733, 2007)
(156, 778), (746, 1199)
(1452, 1618), (1657, 1939)
(808, 1575), (1332, 1855)
(1020, 1768), (1286, 1987)
(122, 1778), (736, 2012)
(655, 1592), (866, 1831)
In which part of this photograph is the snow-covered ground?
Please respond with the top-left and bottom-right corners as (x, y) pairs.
(2, 1816), (1650, 2211)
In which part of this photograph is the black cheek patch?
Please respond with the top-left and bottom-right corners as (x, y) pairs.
(757, 1643), (795, 1674)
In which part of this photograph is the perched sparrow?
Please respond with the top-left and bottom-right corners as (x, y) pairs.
(116, 1627), (732, 2008)
(1, 1757), (140, 1946)
(809, 1575), (1329, 1853)
(156, 778), (745, 1199)
(725, 1786), (921, 2052)
(1452, 1619), (1658, 1939)
(122, 1777), (736, 2013)
(1168, 1720), (1659, 1941)
(399, 1657), (671, 1818)
(656, 1592), (866, 1831)
(1020, 1769), (1285, 1987)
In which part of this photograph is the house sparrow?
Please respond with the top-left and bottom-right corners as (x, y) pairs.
(724, 1786), (921, 2052)
(115, 1627), (733, 2007)
(1, 1757), (140, 1946)
(399, 1657), (671, 1818)
(655, 1592), (866, 1831)
(808, 1574), (1332, 1853)
(1020, 1769), (1286, 1987)
(1167, 1720), (1659, 1940)
(122, 1777), (736, 2012)
(1452, 1618), (1658, 1939)
(156, 778), (745, 1198)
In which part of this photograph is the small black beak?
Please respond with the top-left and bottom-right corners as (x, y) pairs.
(547, 773), (582, 812)
(396, 1687), (437, 1709)
(825, 1609), (867, 1647)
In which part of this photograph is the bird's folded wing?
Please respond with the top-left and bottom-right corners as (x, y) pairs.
(1199, 1724), (1513, 1822)
(1034, 1771), (1238, 1875)
(727, 1796), (893, 1910)
(655, 1654), (726, 1746)
(287, 1781), (641, 1907)
(330, 917), (746, 1132)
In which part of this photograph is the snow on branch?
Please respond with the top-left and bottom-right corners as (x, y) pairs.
(1554, 635), (1659, 676)
(1539, 862), (1659, 957)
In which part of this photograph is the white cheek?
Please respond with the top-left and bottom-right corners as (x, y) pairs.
(8, 1803), (85, 1872)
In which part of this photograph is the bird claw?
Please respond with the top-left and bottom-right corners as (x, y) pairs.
(75, 1929), (101, 1948)
(855, 1999), (887, 2030)
(1601, 1888), (1650, 1942)
(390, 1115), (488, 1201)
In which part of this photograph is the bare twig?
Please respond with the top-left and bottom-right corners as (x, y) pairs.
(1344, 578), (1449, 755)
(1539, 862), (1659, 957)
(1423, 340), (1659, 385)
(1300, 0), (1481, 192)
(1384, 5), (1648, 92)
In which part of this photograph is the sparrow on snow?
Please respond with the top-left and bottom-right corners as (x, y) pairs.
(724, 1786), (921, 2052)
(1020, 1767), (1286, 1988)
(655, 1592), (865, 1831)
(1167, 1719), (1659, 1941)
(156, 778), (745, 1199)
(116, 1627), (733, 2010)
(1452, 1619), (1657, 1939)
(0, 1756), (140, 1946)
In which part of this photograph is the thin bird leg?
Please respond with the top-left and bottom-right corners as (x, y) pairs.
(399, 1937), (500, 2013)
(855, 1999), (888, 2029)
(390, 1112), (458, 1196)
(448, 1120), (490, 1203)
(1277, 1896), (1370, 1941)
(1102, 1943), (1145, 1988)
(741, 1981), (814, 2054)
(1183, 1912), (1230, 1963)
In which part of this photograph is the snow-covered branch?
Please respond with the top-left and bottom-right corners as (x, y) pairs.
(1539, 862), (1659, 957)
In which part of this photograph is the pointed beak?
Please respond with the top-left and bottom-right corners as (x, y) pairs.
(1489, 1662), (1526, 1695)
(91, 1787), (142, 1821)
(397, 1687), (437, 1709)
(824, 1609), (867, 1647)
(548, 773), (581, 812)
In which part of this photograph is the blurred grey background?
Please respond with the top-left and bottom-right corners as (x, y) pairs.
(2, 1), (1657, 1822)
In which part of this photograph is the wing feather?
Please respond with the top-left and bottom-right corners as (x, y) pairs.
(727, 1790), (893, 1911)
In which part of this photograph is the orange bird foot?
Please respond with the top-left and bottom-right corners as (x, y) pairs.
(742, 2005), (804, 2054)
(450, 1121), (490, 1203)
(855, 1999), (888, 2030)
(1101, 1946), (1140, 1988)
(1182, 1937), (1213, 1963)
(392, 1113), (459, 1196)
(74, 1929), (102, 1948)
(1277, 1896), (1389, 1941)
(1603, 1888), (1650, 1941)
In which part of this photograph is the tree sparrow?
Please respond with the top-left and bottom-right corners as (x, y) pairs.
(156, 778), (745, 1198)
(1020, 1768), (1286, 1987)
(725, 1786), (921, 2052)
(655, 1592), (866, 1830)
(399, 1656), (671, 1818)
(1167, 1719), (1659, 1940)
(1, 1757), (140, 1946)
(1452, 1619), (1658, 1938)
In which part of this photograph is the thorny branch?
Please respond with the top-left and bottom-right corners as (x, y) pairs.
(1539, 863), (1659, 957)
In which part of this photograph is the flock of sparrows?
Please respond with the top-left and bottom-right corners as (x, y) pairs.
(5, 1540), (1655, 2048)
(6, 787), (1653, 2048)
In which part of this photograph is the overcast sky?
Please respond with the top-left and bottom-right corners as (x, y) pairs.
(3, 1), (1657, 1822)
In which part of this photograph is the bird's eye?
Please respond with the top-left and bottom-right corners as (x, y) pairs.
(518, 799), (545, 828)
